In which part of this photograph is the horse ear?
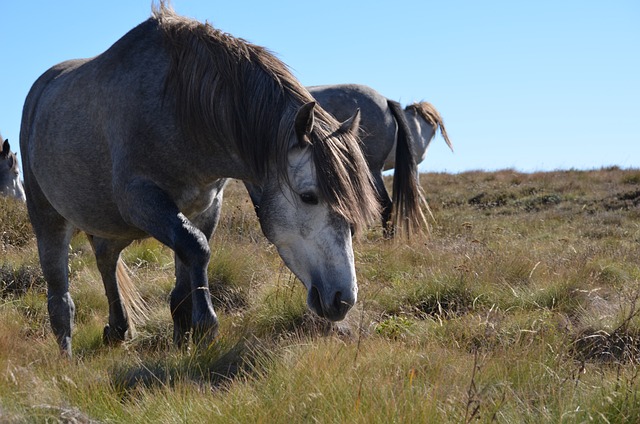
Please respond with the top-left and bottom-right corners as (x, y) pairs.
(1, 139), (9, 157)
(339, 108), (361, 136)
(294, 102), (315, 146)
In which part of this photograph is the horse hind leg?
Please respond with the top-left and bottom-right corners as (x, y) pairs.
(40, 227), (76, 356)
(372, 172), (394, 238)
(24, 185), (75, 356)
(88, 235), (134, 345)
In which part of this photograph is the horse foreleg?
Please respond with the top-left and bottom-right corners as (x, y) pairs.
(168, 225), (218, 348)
(170, 259), (193, 347)
(120, 179), (219, 347)
(171, 258), (219, 348)
(171, 194), (224, 347)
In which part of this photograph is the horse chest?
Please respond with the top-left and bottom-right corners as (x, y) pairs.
(174, 180), (226, 219)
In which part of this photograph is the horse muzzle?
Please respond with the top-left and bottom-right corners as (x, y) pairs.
(307, 284), (356, 321)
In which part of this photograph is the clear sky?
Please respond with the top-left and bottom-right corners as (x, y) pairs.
(1, 1), (638, 173)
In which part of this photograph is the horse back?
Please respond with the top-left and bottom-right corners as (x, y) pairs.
(308, 84), (396, 172)
(18, 18), (197, 238)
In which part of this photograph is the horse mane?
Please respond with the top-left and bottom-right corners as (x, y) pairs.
(406, 102), (454, 152)
(153, 4), (378, 231)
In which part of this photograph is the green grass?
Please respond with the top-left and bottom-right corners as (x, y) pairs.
(2, 169), (640, 422)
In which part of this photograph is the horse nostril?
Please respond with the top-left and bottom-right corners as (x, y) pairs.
(331, 290), (353, 321)
(333, 291), (343, 311)
(307, 286), (355, 321)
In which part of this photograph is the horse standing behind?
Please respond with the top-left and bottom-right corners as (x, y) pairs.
(20, 5), (379, 357)
(308, 84), (452, 237)
(0, 135), (26, 202)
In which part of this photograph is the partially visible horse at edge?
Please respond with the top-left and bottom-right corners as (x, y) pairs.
(20, 5), (379, 357)
(308, 84), (453, 238)
(0, 135), (26, 202)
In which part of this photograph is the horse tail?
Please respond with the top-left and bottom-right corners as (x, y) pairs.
(115, 258), (149, 328)
(387, 100), (429, 238)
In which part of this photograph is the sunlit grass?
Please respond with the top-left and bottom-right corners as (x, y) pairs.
(2, 169), (640, 422)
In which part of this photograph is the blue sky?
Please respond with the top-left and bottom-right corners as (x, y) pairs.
(1, 1), (638, 173)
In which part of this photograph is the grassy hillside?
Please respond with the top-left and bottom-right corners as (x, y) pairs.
(1, 169), (639, 423)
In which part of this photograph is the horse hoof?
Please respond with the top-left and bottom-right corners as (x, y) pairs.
(59, 337), (73, 358)
(192, 320), (219, 348)
(103, 324), (126, 345)
(173, 328), (191, 350)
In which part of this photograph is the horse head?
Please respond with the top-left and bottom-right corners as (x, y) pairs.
(0, 139), (26, 202)
(247, 102), (375, 321)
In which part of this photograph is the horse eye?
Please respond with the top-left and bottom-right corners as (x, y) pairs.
(300, 192), (319, 205)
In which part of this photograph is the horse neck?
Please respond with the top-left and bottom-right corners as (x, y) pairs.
(404, 109), (436, 162)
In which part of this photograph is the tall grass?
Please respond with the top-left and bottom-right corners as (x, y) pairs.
(1, 169), (640, 422)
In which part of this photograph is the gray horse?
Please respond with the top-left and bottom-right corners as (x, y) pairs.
(20, 5), (378, 357)
(0, 136), (26, 202)
(308, 84), (452, 237)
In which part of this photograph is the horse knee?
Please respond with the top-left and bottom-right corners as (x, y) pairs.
(171, 215), (211, 263)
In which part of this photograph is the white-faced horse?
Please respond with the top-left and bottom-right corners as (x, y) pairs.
(0, 136), (26, 202)
(308, 84), (452, 237)
(20, 5), (378, 357)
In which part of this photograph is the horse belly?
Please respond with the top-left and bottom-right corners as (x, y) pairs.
(46, 180), (142, 239)
(30, 141), (144, 239)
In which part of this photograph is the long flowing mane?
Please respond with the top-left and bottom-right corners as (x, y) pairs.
(153, 5), (378, 231)
(406, 102), (453, 151)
